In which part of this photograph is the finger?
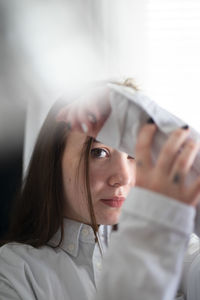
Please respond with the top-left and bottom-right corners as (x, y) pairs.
(170, 140), (200, 182)
(135, 123), (157, 170)
(56, 101), (79, 123)
(78, 106), (99, 126)
(56, 104), (84, 133)
(56, 86), (111, 134)
(81, 86), (111, 123)
(188, 177), (200, 207)
(74, 111), (99, 137)
(156, 128), (190, 174)
(76, 101), (110, 137)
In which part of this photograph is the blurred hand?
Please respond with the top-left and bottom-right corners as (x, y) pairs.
(56, 87), (111, 137)
(135, 123), (200, 207)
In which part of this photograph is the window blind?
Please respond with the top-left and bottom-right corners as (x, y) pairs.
(145, 0), (200, 130)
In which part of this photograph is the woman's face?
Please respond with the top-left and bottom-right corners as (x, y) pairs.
(62, 131), (136, 225)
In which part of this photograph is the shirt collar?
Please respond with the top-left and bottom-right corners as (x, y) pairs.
(48, 219), (100, 257)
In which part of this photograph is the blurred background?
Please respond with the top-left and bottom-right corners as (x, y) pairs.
(1, 0), (200, 237)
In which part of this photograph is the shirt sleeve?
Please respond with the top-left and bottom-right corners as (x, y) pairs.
(96, 187), (195, 300)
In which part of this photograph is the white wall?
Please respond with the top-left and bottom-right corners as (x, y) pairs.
(1, 0), (200, 171)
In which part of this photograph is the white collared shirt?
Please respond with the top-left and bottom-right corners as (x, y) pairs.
(0, 188), (198, 300)
(0, 219), (110, 300)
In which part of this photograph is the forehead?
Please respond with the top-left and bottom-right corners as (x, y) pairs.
(64, 131), (128, 159)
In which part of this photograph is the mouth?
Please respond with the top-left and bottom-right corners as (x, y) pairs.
(100, 197), (125, 208)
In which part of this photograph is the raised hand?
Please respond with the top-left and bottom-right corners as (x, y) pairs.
(135, 122), (200, 207)
(56, 87), (111, 137)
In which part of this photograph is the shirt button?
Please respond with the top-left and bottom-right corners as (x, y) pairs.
(67, 244), (75, 252)
(82, 228), (89, 236)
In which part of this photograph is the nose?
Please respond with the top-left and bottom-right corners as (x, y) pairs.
(107, 154), (132, 188)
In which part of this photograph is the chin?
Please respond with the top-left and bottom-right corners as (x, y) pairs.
(97, 212), (121, 225)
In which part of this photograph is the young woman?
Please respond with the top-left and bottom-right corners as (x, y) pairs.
(0, 82), (200, 300)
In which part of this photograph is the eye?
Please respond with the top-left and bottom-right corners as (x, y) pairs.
(91, 148), (109, 159)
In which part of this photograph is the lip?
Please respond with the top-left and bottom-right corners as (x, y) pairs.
(100, 197), (125, 208)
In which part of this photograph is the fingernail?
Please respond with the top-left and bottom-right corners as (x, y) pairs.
(112, 224), (118, 231)
(181, 125), (189, 130)
(147, 117), (155, 124)
(81, 123), (88, 133)
(88, 113), (97, 124)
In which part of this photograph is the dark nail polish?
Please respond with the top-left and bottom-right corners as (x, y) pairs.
(112, 224), (118, 231)
(147, 117), (155, 124)
(181, 125), (189, 130)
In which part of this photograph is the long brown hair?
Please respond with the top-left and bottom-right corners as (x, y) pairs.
(2, 100), (97, 247)
(2, 79), (138, 247)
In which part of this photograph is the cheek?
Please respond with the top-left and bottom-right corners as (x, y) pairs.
(62, 161), (84, 201)
(89, 165), (106, 193)
(65, 175), (72, 186)
(62, 162), (74, 194)
(129, 162), (136, 185)
(130, 172), (136, 187)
